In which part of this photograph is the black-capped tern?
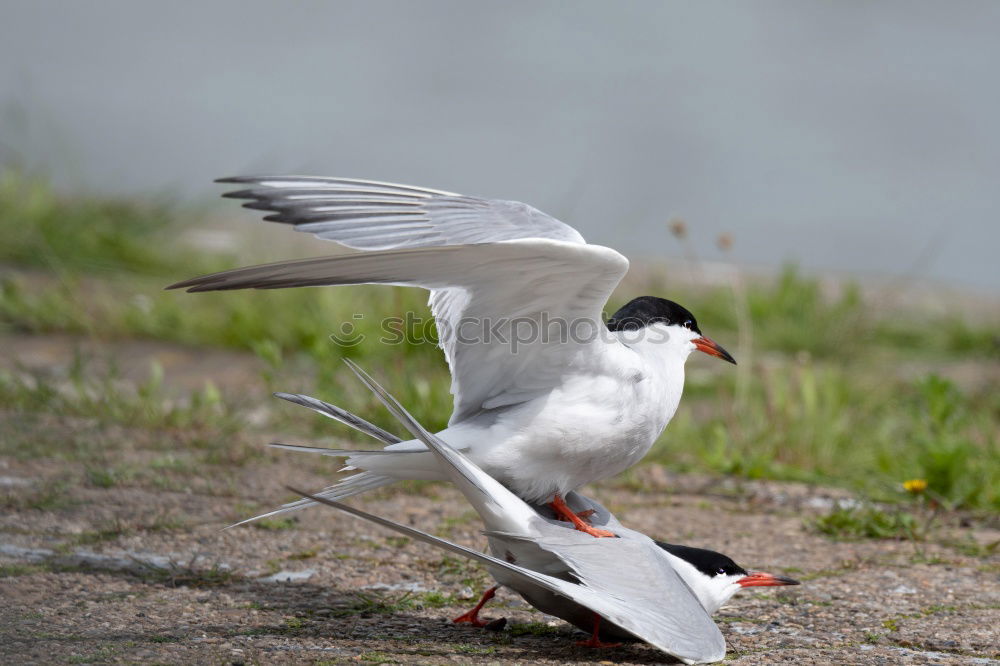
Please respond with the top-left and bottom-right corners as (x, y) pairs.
(170, 177), (736, 536)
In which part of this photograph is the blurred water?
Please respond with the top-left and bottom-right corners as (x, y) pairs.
(2, 1), (998, 291)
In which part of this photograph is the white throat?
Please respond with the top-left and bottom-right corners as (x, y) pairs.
(661, 551), (743, 615)
(614, 322), (696, 426)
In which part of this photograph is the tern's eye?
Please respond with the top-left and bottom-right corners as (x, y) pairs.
(683, 320), (694, 330)
(716, 567), (727, 575)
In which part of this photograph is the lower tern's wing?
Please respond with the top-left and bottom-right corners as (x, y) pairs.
(298, 490), (725, 664)
(169, 177), (630, 424)
(340, 361), (726, 663)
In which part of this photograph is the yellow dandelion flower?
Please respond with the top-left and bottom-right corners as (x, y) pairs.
(902, 479), (927, 494)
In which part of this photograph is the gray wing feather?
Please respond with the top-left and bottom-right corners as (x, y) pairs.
(289, 488), (563, 589)
(175, 177), (629, 425)
(217, 176), (586, 250)
(169, 240), (629, 425)
(267, 442), (403, 456)
(297, 488), (725, 664)
(551, 536), (725, 655)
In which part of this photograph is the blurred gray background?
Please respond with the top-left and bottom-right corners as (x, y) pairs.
(2, 1), (998, 290)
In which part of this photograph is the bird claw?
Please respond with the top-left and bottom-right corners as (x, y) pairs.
(451, 585), (498, 628)
(548, 494), (616, 538)
(451, 611), (489, 627)
(575, 523), (617, 538)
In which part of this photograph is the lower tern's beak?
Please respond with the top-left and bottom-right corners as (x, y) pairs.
(692, 336), (737, 365)
(737, 571), (800, 587)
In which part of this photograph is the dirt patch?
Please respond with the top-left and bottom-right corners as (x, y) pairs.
(2, 454), (997, 665)
(1, 333), (997, 664)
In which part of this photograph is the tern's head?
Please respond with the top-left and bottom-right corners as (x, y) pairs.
(606, 297), (736, 365)
(655, 541), (800, 615)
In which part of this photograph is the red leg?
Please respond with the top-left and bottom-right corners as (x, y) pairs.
(549, 494), (615, 538)
(451, 586), (498, 627)
(576, 613), (622, 649)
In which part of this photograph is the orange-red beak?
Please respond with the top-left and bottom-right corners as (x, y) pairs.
(693, 336), (737, 365)
(737, 571), (800, 587)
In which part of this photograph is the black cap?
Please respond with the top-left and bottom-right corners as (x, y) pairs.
(655, 541), (748, 577)
(607, 297), (700, 334)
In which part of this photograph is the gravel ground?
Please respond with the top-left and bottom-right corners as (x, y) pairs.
(2, 456), (997, 665)
(2, 335), (998, 664)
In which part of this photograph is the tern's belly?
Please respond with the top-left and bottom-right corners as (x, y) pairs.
(475, 378), (672, 502)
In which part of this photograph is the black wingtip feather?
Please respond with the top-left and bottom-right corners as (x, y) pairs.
(221, 189), (258, 199)
(165, 276), (228, 293)
(215, 176), (285, 185)
(164, 279), (191, 291)
(242, 201), (279, 211)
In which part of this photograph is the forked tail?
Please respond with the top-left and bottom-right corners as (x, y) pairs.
(227, 392), (405, 528)
(341, 359), (538, 535)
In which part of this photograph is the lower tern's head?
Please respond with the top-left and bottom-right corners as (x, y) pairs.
(655, 541), (800, 615)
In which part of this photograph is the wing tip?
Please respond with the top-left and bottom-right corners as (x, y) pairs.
(218, 189), (255, 200)
(167, 277), (242, 293)
(163, 278), (213, 293)
(164, 278), (192, 291)
(215, 176), (257, 184)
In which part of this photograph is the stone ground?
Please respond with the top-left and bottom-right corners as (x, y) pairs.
(1, 336), (998, 664)
(2, 460), (998, 665)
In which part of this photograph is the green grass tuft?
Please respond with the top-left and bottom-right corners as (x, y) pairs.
(133, 559), (239, 588)
(811, 505), (922, 541)
(0, 563), (44, 577)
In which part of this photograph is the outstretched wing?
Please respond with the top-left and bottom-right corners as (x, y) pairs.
(219, 176), (586, 249)
(296, 491), (725, 664)
(170, 177), (629, 423)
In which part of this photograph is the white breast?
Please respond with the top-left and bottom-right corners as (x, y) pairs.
(472, 336), (688, 502)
